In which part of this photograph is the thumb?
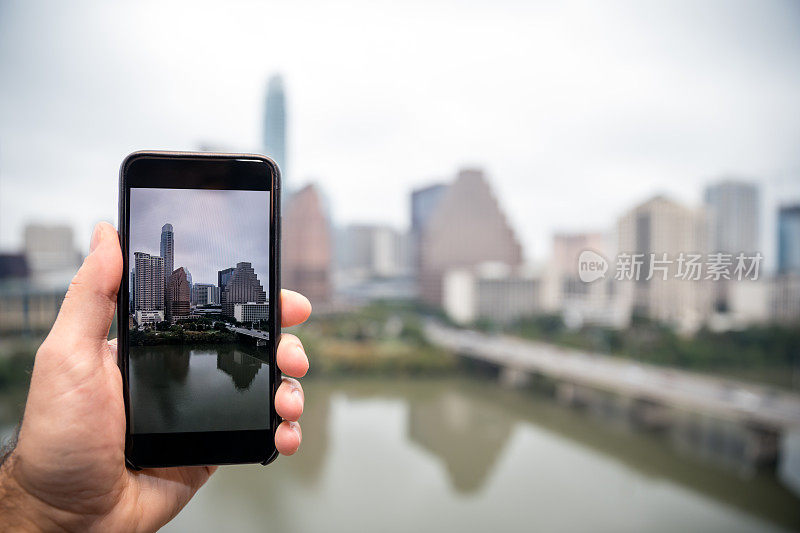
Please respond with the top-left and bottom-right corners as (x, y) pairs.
(48, 222), (123, 347)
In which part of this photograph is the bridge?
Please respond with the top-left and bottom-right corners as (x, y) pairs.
(425, 321), (800, 464)
(227, 325), (270, 346)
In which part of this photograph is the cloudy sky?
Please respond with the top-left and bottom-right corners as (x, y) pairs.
(1, 0), (799, 267)
(130, 188), (270, 286)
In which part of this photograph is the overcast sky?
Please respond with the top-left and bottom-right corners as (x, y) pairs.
(1, 0), (799, 267)
(130, 188), (269, 286)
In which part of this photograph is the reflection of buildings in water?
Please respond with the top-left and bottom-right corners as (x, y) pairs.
(130, 348), (186, 429)
(163, 350), (190, 381)
(286, 382), (331, 487)
(216, 348), (264, 391)
(407, 389), (514, 494)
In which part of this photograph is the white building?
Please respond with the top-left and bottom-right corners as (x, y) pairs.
(771, 274), (800, 325)
(338, 224), (412, 279)
(708, 279), (770, 331)
(616, 195), (711, 333)
(443, 263), (540, 325)
(135, 310), (164, 326)
(233, 301), (269, 323)
(133, 252), (165, 313)
(23, 223), (81, 284)
(547, 232), (629, 329)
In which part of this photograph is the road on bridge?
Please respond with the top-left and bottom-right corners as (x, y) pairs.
(226, 325), (270, 341)
(425, 321), (800, 430)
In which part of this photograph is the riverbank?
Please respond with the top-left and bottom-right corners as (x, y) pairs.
(288, 302), (456, 376)
(129, 328), (238, 345)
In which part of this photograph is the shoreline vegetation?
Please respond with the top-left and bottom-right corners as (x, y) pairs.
(129, 317), (266, 346)
(291, 301), (799, 390)
(1, 301), (798, 394)
(494, 313), (800, 390)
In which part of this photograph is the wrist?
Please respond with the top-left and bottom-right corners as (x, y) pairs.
(0, 452), (62, 532)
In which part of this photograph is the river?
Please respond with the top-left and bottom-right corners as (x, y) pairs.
(165, 377), (799, 532)
(1, 350), (798, 531)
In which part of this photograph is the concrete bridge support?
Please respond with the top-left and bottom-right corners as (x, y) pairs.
(499, 366), (531, 389)
(630, 398), (672, 431)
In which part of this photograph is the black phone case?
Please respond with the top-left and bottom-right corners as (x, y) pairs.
(117, 150), (281, 469)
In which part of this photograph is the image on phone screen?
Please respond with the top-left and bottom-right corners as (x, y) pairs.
(126, 187), (271, 434)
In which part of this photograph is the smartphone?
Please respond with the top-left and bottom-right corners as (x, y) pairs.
(117, 151), (281, 468)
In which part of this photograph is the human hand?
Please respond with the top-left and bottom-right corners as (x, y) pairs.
(0, 222), (311, 532)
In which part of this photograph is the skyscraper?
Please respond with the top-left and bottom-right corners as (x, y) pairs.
(167, 267), (191, 321)
(410, 183), (448, 274)
(778, 204), (800, 274)
(218, 267), (236, 294)
(703, 179), (760, 312)
(264, 75), (287, 187)
(411, 183), (448, 238)
(192, 283), (220, 306)
(220, 262), (267, 317)
(133, 252), (165, 313)
(282, 184), (332, 304)
(160, 224), (174, 302)
(617, 196), (710, 332)
(418, 169), (523, 306)
(704, 179), (759, 254)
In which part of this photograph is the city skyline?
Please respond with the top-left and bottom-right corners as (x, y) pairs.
(129, 188), (270, 287)
(2, 1), (799, 267)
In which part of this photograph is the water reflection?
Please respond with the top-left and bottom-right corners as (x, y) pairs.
(167, 378), (800, 533)
(407, 389), (513, 493)
(129, 343), (270, 434)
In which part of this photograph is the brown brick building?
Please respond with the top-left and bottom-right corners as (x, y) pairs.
(167, 267), (191, 322)
(282, 184), (332, 304)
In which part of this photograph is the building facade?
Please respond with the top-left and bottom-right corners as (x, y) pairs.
(218, 267), (236, 295)
(418, 169), (523, 306)
(771, 274), (800, 324)
(778, 204), (800, 274)
(167, 267), (191, 321)
(338, 224), (411, 279)
(548, 232), (627, 328)
(616, 196), (710, 332)
(233, 302), (270, 323)
(160, 223), (174, 303)
(23, 223), (81, 280)
(704, 180), (760, 255)
(135, 310), (164, 326)
(192, 282), (220, 306)
(220, 262), (267, 317)
(282, 184), (332, 304)
(264, 75), (287, 187)
(133, 252), (165, 314)
(704, 180), (760, 314)
(410, 183), (448, 273)
(443, 263), (540, 325)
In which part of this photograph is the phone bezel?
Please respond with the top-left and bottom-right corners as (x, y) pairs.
(117, 151), (281, 468)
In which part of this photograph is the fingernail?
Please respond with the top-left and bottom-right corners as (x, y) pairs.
(289, 421), (302, 441)
(89, 224), (102, 253)
(294, 343), (305, 358)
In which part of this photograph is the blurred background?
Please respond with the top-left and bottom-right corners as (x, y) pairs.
(2, 1), (800, 531)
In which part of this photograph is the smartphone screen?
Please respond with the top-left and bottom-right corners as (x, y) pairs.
(119, 153), (280, 467)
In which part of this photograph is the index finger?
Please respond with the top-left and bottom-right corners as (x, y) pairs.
(281, 289), (312, 327)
